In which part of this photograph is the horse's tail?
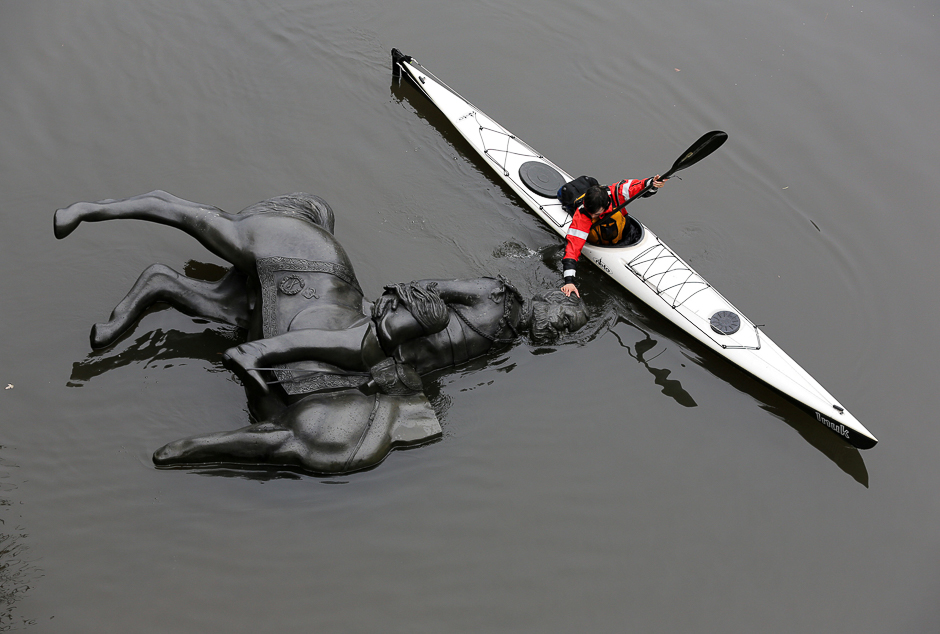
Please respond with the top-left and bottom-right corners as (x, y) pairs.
(239, 193), (335, 235)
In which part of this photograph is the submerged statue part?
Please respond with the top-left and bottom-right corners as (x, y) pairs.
(54, 191), (588, 475)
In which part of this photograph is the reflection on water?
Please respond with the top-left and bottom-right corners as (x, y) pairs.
(759, 401), (869, 488)
(569, 269), (869, 485)
(0, 452), (38, 631)
(67, 260), (237, 386)
(68, 320), (242, 386)
(587, 307), (697, 408)
(181, 260), (229, 282)
(187, 466), (305, 482)
(555, 284), (699, 409)
(614, 325), (698, 408)
(680, 347), (869, 487)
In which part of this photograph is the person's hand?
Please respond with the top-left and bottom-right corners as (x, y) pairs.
(561, 283), (580, 298)
(371, 293), (399, 320)
(651, 175), (666, 188)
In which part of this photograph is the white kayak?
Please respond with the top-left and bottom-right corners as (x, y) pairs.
(391, 49), (877, 450)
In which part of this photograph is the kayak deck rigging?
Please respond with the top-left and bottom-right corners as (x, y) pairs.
(439, 83), (574, 228)
(623, 241), (762, 350)
(627, 240), (712, 309)
(622, 240), (762, 351)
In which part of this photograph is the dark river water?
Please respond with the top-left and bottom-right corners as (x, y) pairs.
(2, 0), (939, 631)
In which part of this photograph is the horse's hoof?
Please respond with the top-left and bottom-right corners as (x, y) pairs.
(53, 205), (82, 239)
(152, 444), (173, 465)
(153, 441), (184, 465)
(90, 322), (117, 349)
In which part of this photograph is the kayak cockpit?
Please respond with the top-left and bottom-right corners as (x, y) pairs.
(518, 160), (645, 248)
(593, 215), (645, 248)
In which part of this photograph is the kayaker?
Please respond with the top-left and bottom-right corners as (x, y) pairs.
(560, 176), (667, 298)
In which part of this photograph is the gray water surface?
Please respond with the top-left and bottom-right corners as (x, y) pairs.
(2, 0), (939, 631)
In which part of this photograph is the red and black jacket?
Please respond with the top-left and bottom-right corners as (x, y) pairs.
(562, 178), (658, 285)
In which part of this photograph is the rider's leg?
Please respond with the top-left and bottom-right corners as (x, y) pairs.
(91, 265), (249, 348)
(221, 322), (385, 393)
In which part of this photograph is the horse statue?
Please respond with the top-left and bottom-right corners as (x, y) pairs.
(55, 191), (589, 475)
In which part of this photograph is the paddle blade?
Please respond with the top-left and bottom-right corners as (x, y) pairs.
(664, 130), (727, 178)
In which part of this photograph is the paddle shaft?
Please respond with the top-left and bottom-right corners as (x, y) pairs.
(609, 131), (727, 214)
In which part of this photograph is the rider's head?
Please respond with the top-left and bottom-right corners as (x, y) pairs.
(528, 290), (590, 344)
(582, 186), (610, 218)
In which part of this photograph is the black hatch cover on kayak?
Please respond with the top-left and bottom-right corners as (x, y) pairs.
(519, 161), (566, 198)
(710, 310), (741, 335)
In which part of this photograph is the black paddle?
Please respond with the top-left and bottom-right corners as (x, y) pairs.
(610, 130), (728, 213)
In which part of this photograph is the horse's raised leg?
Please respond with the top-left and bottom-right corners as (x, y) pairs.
(151, 406), (354, 473)
(152, 421), (297, 468)
(151, 390), (391, 474)
(91, 265), (249, 348)
(54, 191), (249, 268)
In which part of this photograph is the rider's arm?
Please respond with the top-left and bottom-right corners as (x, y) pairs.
(615, 176), (665, 202)
(405, 278), (498, 306)
(560, 210), (592, 297)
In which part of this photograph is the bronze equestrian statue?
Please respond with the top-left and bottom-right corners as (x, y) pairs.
(54, 191), (589, 475)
